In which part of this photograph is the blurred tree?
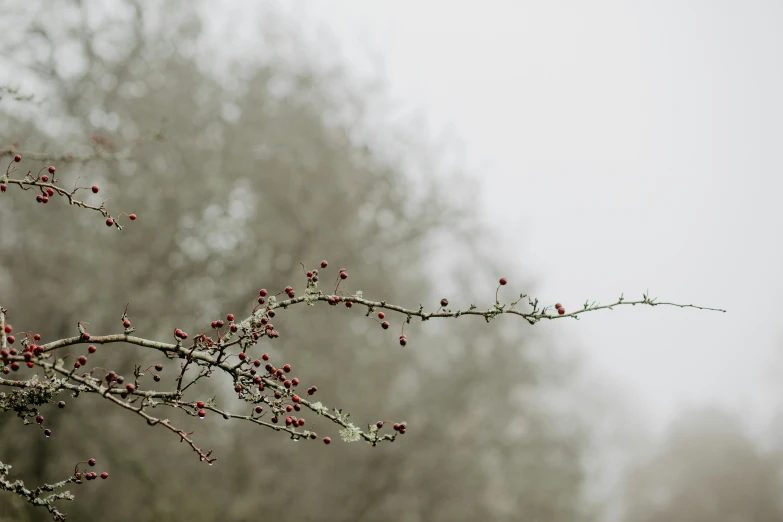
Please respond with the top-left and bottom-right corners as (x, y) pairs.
(0, 1), (596, 521)
(622, 407), (783, 522)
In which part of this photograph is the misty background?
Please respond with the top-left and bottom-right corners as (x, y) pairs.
(0, 1), (781, 521)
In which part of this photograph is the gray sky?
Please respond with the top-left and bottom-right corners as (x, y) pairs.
(257, 0), (783, 436)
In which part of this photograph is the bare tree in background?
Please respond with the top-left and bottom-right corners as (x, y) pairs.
(0, 2), (724, 520)
(622, 407), (783, 522)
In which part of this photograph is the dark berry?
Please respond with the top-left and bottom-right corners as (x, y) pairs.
(91, 185), (99, 193)
(340, 272), (348, 280)
(155, 364), (163, 371)
(105, 218), (113, 227)
(125, 384), (135, 393)
(558, 307), (566, 315)
(88, 458), (96, 466)
(226, 314), (234, 322)
(41, 175), (49, 182)
(58, 401), (65, 408)
(283, 364), (291, 372)
(36, 415), (44, 424)
(323, 437), (331, 445)
(13, 154), (21, 162)
(3, 325), (10, 334)
(123, 320), (131, 328)
(499, 278), (507, 285)
(381, 321), (389, 329)
(100, 472), (108, 479)
(262, 353), (269, 361)
(376, 421), (384, 429)
(377, 312), (385, 319)
(440, 298), (449, 307)
(48, 166), (55, 174)
(88, 345), (97, 353)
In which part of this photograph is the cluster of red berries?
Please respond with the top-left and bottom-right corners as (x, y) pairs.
(555, 303), (566, 315)
(174, 328), (188, 340)
(76, 458), (108, 481)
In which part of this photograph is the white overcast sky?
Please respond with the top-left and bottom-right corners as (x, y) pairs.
(208, 1), (783, 436)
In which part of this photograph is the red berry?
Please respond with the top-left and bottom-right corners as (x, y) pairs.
(0, 184), (6, 192)
(41, 195), (49, 203)
(36, 194), (43, 202)
(399, 337), (407, 346)
(310, 432), (317, 439)
(393, 423), (401, 431)
(226, 314), (234, 322)
(262, 353), (269, 361)
(35, 415), (44, 424)
(41, 175), (49, 182)
(291, 377), (299, 386)
(88, 345), (97, 353)
(340, 272), (348, 280)
(283, 364), (291, 373)
(123, 320), (131, 328)
(78, 356), (87, 365)
(321, 260), (328, 268)
(88, 458), (96, 466)
(381, 321), (389, 330)
(234, 385), (242, 393)
(307, 386), (317, 395)
(284, 380), (291, 388)
(3, 325), (10, 334)
(555, 303), (562, 309)
(10, 362), (19, 371)
(255, 406), (263, 413)
(259, 289), (268, 297)
(440, 298), (449, 307)
(91, 185), (99, 193)
(376, 421), (384, 429)
(129, 214), (137, 220)
(13, 154), (21, 162)
(238, 352), (246, 360)
(48, 166), (55, 174)
(44, 429), (52, 437)
(58, 401), (66, 408)
(100, 472), (108, 479)
(377, 312), (385, 319)
(155, 364), (163, 371)
(323, 437), (331, 445)
(125, 384), (135, 393)
(558, 307), (566, 315)
(198, 409), (206, 418)
(499, 278), (507, 285)
(399, 428), (406, 434)
(105, 218), (114, 227)
(81, 333), (90, 341)
(297, 418), (305, 427)
(46, 188), (54, 196)
(267, 310), (275, 318)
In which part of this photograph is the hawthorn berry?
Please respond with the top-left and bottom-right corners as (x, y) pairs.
(13, 154), (21, 162)
(198, 410), (206, 418)
(155, 364), (163, 371)
(399, 336), (407, 346)
(125, 384), (135, 393)
(238, 352), (246, 360)
(0, 184), (5, 192)
(46, 188), (54, 196)
(310, 432), (317, 439)
(129, 214), (137, 220)
(393, 423), (401, 431)
(41, 195), (48, 203)
(58, 401), (66, 408)
(323, 437), (331, 445)
(259, 289), (268, 297)
(123, 320), (131, 328)
(3, 325), (10, 334)
(499, 278), (507, 286)
(26, 361), (33, 368)
(340, 271), (348, 280)
(48, 166), (55, 174)
(253, 359), (261, 367)
(44, 429), (52, 437)
(378, 312), (385, 319)
(255, 406), (263, 413)
(88, 345), (97, 353)
(36, 415), (44, 424)
(307, 386), (317, 395)
(36, 194), (43, 203)
(555, 303), (562, 309)
(307, 271), (313, 278)
(226, 314), (234, 322)
(298, 418), (305, 427)
(91, 185), (99, 193)
(78, 356), (87, 365)
(262, 353), (269, 361)
(234, 385), (242, 393)
(274, 391), (282, 399)
(216, 320), (224, 328)
(10, 362), (19, 371)
(88, 458), (96, 466)
(153, 375), (161, 382)
(558, 307), (566, 315)
(41, 175), (49, 182)
(440, 298), (449, 307)
(100, 472), (109, 479)
(321, 260), (328, 268)
(381, 321), (389, 330)
(2, 367), (8, 374)
(283, 364), (291, 372)
(291, 377), (299, 386)
(267, 310), (275, 318)
(105, 218), (114, 227)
